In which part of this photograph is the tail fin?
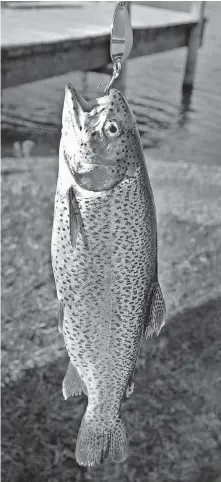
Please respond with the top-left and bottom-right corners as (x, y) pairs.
(75, 414), (128, 467)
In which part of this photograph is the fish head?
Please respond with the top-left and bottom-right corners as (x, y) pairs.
(61, 84), (138, 192)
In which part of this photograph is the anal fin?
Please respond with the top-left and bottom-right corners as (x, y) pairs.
(62, 361), (87, 399)
(123, 367), (135, 401)
(145, 282), (166, 339)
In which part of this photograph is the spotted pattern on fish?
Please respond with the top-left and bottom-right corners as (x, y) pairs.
(51, 86), (166, 467)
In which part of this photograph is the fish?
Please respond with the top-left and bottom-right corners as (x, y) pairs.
(51, 83), (166, 467)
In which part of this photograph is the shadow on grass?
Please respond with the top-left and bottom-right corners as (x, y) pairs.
(2, 298), (221, 482)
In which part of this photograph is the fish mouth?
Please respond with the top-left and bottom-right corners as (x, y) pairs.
(83, 161), (116, 168)
(66, 83), (109, 113)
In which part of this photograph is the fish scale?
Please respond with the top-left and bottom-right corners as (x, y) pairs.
(51, 85), (166, 466)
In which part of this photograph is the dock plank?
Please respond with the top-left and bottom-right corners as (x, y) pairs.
(2, 23), (199, 88)
(1, 3), (196, 47)
(1, 2), (203, 88)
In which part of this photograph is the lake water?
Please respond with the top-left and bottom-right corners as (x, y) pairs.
(2, 1), (221, 166)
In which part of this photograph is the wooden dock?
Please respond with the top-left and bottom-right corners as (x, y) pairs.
(1, 1), (206, 92)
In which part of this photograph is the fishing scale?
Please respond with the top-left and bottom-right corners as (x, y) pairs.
(103, 1), (133, 93)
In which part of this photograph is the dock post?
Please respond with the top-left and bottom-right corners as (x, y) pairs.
(113, 1), (131, 95)
(182, 1), (206, 94)
(82, 71), (88, 99)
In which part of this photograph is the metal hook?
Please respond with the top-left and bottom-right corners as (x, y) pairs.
(104, 61), (121, 94)
(97, 61), (121, 94)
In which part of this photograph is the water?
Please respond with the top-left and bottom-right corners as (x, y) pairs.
(2, 1), (221, 166)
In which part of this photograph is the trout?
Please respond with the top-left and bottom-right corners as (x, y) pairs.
(51, 84), (166, 467)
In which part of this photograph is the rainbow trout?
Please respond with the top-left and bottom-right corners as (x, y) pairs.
(51, 84), (166, 466)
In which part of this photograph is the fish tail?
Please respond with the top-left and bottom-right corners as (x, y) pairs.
(75, 413), (128, 467)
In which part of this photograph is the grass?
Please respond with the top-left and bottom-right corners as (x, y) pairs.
(1, 155), (62, 385)
(2, 154), (221, 481)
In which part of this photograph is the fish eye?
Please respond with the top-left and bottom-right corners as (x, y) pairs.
(104, 121), (121, 139)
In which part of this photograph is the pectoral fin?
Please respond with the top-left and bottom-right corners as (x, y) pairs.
(145, 282), (166, 338)
(67, 186), (88, 249)
(68, 186), (80, 248)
